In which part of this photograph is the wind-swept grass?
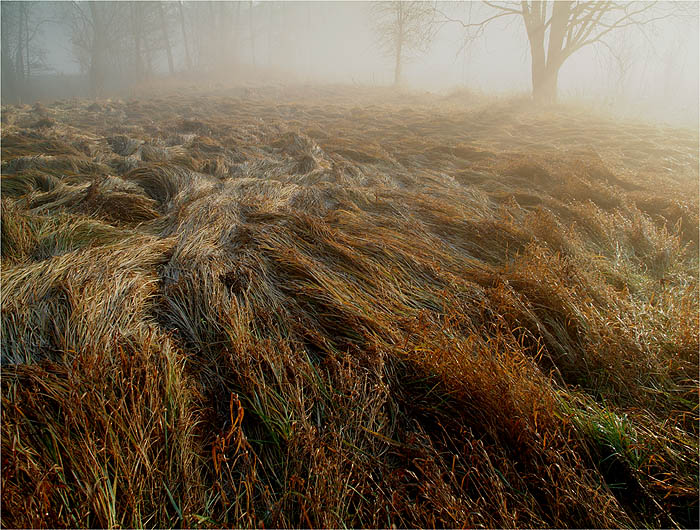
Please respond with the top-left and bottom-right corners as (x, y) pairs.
(1, 87), (697, 528)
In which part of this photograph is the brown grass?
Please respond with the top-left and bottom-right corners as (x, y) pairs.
(1, 86), (697, 528)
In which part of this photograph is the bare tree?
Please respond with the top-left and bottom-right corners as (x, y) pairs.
(1, 1), (51, 103)
(249, 0), (256, 66)
(600, 29), (635, 102)
(177, 1), (193, 71)
(157, 1), (175, 76)
(372, 1), (438, 86)
(129, 1), (146, 79)
(64, 1), (123, 98)
(441, 1), (697, 103)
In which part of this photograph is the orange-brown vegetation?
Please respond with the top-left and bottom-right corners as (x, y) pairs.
(1, 87), (698, 528)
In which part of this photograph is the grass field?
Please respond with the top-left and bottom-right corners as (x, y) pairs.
(1, 86), (698, 528)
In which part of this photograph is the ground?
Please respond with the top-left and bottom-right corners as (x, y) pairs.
(1, 86), (698, 528)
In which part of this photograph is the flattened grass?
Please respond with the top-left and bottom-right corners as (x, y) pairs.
(1, 90), (697, 528)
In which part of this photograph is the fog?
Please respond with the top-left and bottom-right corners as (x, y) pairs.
(2, 1), (698, 126)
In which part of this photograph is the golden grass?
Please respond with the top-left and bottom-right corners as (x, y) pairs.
(1, 87), (697, 528)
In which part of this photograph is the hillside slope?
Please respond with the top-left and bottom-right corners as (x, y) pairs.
(1, 87), (698, 528)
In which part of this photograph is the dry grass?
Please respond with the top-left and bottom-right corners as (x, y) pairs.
(1, 86), (698, 528)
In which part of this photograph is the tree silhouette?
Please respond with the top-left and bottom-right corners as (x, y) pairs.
(1, 1), (51, 103)
(442, 1), (696, 103)
(372, 1), (438, 86)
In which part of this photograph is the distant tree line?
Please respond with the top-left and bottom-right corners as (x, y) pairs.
(1, 1), (697, 105)
(1, 1), (301, 102)
(1, 1), (52, 102)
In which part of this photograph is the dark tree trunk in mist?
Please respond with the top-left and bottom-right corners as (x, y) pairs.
(208, 0), (217, 69)
(235, 1), (242, 61)
(527, 0), (569, 103)
(249, 1), (256, 65)
(177, 1), (192, 71)
(145, 46), (154, 78)
(2, 1), (53, 103)
(1, 47), (16, 103)
(158, 2), (175, 75)
(23, 2), (30, 78)
(393, 2), (404, 86)
(1, 3), (17, 102)
(88, 1), (106, 98)
(394, 39), (403, 86)
(15, 4), (25, 85)
(531, 65), (559, 103)
(220, 1), (233, 62)
(130, 3), (144, 79)
(267, 2), (273, 67)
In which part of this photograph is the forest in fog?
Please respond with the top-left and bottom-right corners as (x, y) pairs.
(1, 1), (698, 124)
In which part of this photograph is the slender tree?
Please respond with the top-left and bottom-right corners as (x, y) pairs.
(88, 1), (106, 96)
(372, 1), (438, 86)
(249, 0), (256, 66)
(1, 2), (18, 101)
(129, 1), (145, 78)
(177, 1), (193, 71)
(65, 1), (121, 97)
(158, 1), (175, 75)
(1, 1), (51, 102)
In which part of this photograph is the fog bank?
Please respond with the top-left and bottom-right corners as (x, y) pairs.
(2, 1), (698, 126)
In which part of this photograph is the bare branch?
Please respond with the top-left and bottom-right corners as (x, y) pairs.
(447, 0), (696, 102)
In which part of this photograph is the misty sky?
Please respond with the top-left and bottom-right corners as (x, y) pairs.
(27, 1), (700, 124)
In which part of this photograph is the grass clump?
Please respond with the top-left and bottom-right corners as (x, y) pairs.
(1, 335), (204, 528)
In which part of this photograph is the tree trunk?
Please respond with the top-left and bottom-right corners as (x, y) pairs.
(1, 3), (17, 103)
(145, 46), (154, 78)
(267, 2), (274, 67)
(532, 63), (559, 103)
(523, 0), (566, 104)
(131, 3), (144, 79)
(394, 39), (403, 86)
(547, 1), (570, 67)
(219, 1), (232, 65)
(23, 2), (30, 78)
(536, 0), (570, 103)
(393, 2), (404, 86)
(526, 18), (547, 102)
(177, 1), (192, 71)
(158, 2), (175, 75)
(15, 4), (24, 82)
(88, 1), (105, 98)
(249, 1), (256, 65)
(235, 1), (242, 63)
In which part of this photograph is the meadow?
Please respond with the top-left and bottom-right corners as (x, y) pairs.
(1, 86), (698, 528)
